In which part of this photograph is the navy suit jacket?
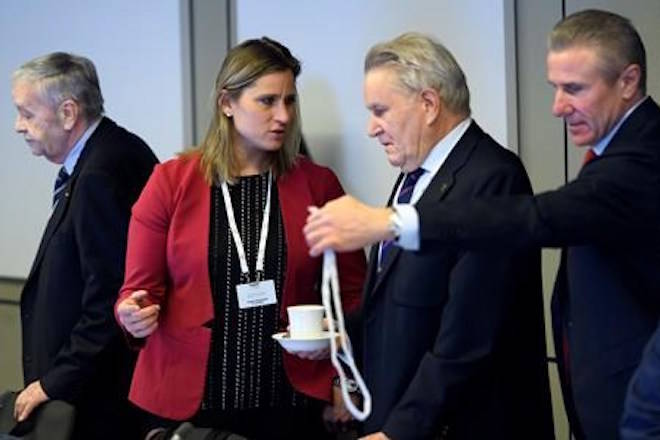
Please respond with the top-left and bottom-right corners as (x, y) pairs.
(20, 117), (158, 439)
(621, 321), (660, 439)
(359, 122), (553, 439)
(417, 98), (660, 439)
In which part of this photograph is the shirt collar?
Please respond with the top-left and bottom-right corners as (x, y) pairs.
(62, 117), (102, 174)
(419, 117), (472, 175)
(592, 96), (647, 156)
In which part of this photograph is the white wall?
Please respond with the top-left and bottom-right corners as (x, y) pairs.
(236, 0), (515, 207)
(0, 0), (185, 278)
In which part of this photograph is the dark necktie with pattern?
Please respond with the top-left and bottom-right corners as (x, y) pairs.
(52, 167), (70, 208)
(379, 167), (425, 269)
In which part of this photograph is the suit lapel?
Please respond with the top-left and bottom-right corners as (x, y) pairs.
(417, 122), (483, 207)
(362, 244), (381, 302)
(365, 173), (402, 296)
(368, 122), (484, 297)
(28, 183), (72, 279)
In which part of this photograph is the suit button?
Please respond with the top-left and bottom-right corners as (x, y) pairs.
(22, 312), (31, 321)
(23, 355), (32, 364)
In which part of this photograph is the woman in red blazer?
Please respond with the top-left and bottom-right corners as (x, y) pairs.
(115, 37), (366, 439)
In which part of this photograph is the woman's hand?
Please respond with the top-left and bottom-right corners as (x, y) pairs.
(287, 317), (335, 359)
(288, 347), (330, 360)
(322, 382), (360, 433)
(116, 290), (160, 338)
(330, 381), (356, 423)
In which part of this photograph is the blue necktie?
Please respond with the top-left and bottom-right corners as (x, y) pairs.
(53, 167), (70, 207)
(379, 168), (425, 269)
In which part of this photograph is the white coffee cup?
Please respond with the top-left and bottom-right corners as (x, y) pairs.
(287, 304), (325, 339)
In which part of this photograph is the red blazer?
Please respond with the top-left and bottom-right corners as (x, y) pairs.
(116, 154), (366, 420)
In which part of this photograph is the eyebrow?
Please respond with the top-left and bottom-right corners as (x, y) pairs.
(255, 91), (297, 98)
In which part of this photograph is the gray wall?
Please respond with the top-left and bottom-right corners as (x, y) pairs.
(0, 279), (24, 391)
(182, 0), (232, 145)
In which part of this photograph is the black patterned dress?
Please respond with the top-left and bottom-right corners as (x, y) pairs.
(195, 172), (328, 439)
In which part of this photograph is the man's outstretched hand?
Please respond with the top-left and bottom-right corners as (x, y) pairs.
(304, 195), (393, 256)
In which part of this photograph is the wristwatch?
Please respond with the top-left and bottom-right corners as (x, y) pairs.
(333, 376), (359, 393)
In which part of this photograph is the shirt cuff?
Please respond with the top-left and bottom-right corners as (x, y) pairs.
(393, 204), (420, 251)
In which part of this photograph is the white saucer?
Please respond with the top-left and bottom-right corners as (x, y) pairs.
(272, 331), (331, 353)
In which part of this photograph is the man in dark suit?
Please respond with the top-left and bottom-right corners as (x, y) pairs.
(11, 52), (158, 439)
(306, 10), (660, 440)
(305, 33), (553, 439)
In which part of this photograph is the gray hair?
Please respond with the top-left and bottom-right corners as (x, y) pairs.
(365, 32), (470, 116)
(549, 9), (646, 94)
(12, 52), (105, 121)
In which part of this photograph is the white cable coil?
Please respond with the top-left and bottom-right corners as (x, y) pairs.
(321, 250), (372, 421)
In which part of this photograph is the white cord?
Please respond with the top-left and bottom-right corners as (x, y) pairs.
(321, 250), (372, 421)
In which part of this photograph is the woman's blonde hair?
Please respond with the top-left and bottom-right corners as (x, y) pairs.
(185, 37), (302, 184)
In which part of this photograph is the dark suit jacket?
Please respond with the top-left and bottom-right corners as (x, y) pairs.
(359, 122), (553, 439)
(20, 117), (158, 440)
(417, 98), (660, 439)
(621, 321), (660, 439)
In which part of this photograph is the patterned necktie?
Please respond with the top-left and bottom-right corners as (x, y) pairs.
(379, 168), (425, 269)
(52, 167), (70, 207)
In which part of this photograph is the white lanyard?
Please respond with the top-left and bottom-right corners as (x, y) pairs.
(221, 171), (272, 281)
(322, 250), (372, 421)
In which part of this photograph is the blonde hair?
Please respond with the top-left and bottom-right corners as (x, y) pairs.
(184, 37), (302, 184)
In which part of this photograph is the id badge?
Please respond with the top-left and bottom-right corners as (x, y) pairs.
(236, 279), (277, 309)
